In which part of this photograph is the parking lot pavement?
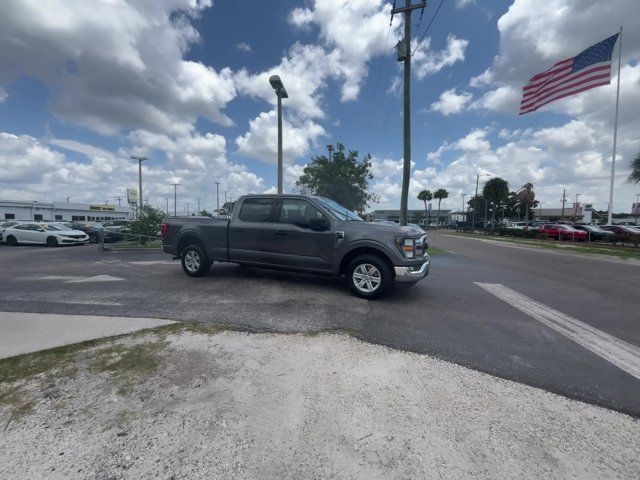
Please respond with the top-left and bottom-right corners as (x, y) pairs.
(2, 328), (638, 480)
(0, 239), (639, 416)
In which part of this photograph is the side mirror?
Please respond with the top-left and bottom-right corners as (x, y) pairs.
(309, 217), (330, 231)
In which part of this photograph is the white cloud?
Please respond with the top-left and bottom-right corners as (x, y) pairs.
(412, 35), (469, 79)
(471, 85), (520, 113)
(430, 88), (473, 115)
(455, 0), (476, 8)
(236, 42), (252, 52)
(235, 110), (326, 165)
(0, 0), (235, 136)
(0, 87), (7, 103)
(288, 0), (401, 102)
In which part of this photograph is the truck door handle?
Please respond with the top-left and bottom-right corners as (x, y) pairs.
(275, 230), (287, 236)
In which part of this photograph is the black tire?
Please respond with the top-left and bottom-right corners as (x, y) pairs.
(346, 254), (393, 299)
(6, 235), (18, 246)
(181, 244), (211, 277)
(46, 236), (59, 247)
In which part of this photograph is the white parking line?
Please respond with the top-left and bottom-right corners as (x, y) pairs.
(476, 282), (640, 381)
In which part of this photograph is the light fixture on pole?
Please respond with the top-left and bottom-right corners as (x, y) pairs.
(130, 156), (147, 218)
(269, 75), (288, 194)
(574, 193), (581, 222)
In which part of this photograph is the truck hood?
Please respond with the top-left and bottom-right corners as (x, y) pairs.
(338, 221), (424, 237)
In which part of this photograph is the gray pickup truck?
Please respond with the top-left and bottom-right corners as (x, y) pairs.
(161, 194), (430, 298)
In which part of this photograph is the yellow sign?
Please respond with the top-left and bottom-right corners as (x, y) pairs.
(89, 205), (115, 211)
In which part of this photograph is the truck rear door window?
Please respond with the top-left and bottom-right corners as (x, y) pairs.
(239, 198), (275, 222)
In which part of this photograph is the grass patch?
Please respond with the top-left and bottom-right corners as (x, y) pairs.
(0, 386), (37, 418)
(89, 339), (169, 395)
(106, 240), (162, 251)
(426, 246), (448, 255)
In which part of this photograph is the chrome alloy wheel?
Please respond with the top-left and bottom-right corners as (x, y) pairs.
(184, 250), (201, 273)
(352, 263), (382, 293)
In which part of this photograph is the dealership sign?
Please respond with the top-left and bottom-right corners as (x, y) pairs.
(127, 188), (138, 205)
(89, 205), (115, 211)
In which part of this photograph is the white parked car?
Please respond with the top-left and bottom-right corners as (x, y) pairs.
(3, 222), (89, 247)
(0, 220), (26, 242)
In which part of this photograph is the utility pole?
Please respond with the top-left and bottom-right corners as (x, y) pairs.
(115, 196), (122, 207)
(327, 144), (334, 159)
(171, 183), (180, 217)
(561, 188), (567, 221)
(224, 190), (227, 205)
(197, 197), (201, 215)
(392, 0), (425, 225)
(130, 156), (147, 218)
(164, 197), (169, 217)
(215, 182), (220, 216)
(186, 203), (190, 216)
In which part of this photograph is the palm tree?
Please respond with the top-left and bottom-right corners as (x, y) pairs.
(629, 151), (640, 183)
(516, 183), (535, 231)
(482, 177), (509, 228)
(433, 188), (449, 227)
(417, 189), (432, 227)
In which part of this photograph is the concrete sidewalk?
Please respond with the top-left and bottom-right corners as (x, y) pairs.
(0, 311), (175, 359)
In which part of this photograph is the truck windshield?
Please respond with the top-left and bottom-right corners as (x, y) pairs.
(315, 197), (362, 222)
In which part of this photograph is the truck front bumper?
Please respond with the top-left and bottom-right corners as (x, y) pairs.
(394, 258), (430, 283)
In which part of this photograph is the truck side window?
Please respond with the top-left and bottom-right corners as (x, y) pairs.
(278, 199), (324, 228)
(239, 198), (275, 222)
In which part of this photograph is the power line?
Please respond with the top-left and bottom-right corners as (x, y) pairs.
(412, 0), (446, 56)
(364, 23), (394, 143)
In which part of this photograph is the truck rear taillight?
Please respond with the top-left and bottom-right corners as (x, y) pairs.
(160, 223), (168, 240)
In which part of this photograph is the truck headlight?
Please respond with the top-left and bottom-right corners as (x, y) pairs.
(396, 238), (415, 259)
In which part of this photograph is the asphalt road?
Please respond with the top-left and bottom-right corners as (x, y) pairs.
(0, 233), (639, 416)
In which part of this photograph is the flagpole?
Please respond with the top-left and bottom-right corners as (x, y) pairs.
(607, 26), (623, 225)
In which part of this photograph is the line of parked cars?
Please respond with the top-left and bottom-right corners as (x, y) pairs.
(503, 221), (640, 242)
(0, 219), (131, 247)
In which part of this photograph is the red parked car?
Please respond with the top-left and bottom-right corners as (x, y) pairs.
(537, 224), (588, 241)
(600, 225), (640, 240)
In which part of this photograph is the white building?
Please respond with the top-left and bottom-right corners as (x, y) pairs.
(0, 199), (132, 222)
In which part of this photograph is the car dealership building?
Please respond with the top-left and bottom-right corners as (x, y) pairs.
(0, 199), (132, 222)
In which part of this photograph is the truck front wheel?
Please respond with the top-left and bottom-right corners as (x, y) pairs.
(346, 255), (393, 299)
(181, 244), (211, 277)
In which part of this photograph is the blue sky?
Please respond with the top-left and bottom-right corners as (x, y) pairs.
(0, 0), (638, 214)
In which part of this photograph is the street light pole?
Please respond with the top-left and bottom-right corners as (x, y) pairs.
(164, 197), (169, 217)
(269, 75), (288, 194)
(171, 183), (180, 217)
(215, 182), (220, 216)
(130, 156), (147, 218)
(471, 173), (490, 230)
(635, 193), (639, 225)
(574, 193), (581, 223)
(461, 193), (467, 223)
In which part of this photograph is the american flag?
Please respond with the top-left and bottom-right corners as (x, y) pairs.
(519, 33), (619, 115)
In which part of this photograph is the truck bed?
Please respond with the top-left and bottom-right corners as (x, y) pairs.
(162, 216), (230, 261)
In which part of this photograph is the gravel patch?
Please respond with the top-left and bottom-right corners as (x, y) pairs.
(1, 329), (638, 479)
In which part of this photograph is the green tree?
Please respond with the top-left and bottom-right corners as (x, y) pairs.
(199, 210), (213, 218)
(296, 143), (377, 214)
(130, 205), (166, 242)
(482, 177), (509, 227)
(417, 189), (433, 226)
(628, 151), (640, 183)
(516, 183), (536, 231)
(433, 188), (449, 227)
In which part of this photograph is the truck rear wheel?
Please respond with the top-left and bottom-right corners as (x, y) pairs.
(346, 255), (393, 299)
(181, 244), (211, 277)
